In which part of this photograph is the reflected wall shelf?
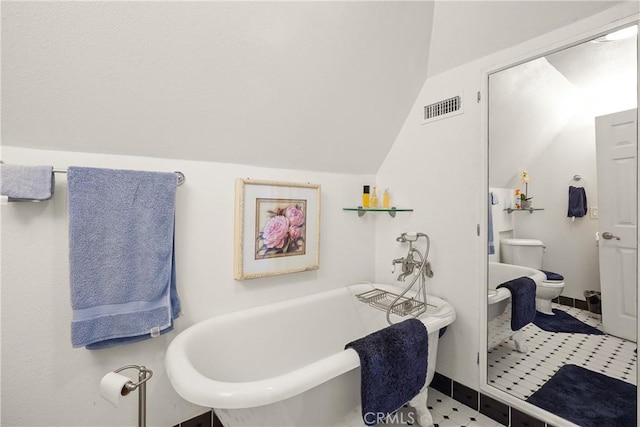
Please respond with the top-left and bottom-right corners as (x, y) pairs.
(343, 207), (413, 218)
(504, 207), (545, 214)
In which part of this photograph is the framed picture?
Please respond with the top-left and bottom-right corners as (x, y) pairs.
(234, 178), (321, 280)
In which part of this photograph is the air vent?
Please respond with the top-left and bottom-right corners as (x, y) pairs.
(422, 95), (463, 124)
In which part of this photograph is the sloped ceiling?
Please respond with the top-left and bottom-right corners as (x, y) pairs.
(546, 29), (637, 117)
(426, 1), (623, 78)
(0, 1), (623, 174)
(489, 24), (637, 188)
(1, 1), (434, 174)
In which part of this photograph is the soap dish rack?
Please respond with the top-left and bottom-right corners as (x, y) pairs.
(356, 288), (425, 317)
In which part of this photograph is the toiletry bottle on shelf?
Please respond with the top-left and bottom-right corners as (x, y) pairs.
(383, 188), (390, 208)
(370, 186), (379, 208)
(362, 185), (370, 208)
(515, 189), (521, 209)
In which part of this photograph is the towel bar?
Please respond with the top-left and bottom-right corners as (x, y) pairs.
(570, 174), (586, 187)
(52, 168), (185, 186)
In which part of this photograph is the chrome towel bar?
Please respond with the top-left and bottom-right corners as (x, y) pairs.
(53, 168), (185, 186)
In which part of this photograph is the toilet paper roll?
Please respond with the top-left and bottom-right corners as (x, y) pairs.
(100, 372), (131, 407)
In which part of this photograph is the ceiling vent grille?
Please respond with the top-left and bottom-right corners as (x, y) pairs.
(422, 95), (463, 124)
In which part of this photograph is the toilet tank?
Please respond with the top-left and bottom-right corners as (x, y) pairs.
(500, 238), (544, 269)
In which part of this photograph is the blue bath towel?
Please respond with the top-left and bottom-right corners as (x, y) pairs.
(497, 276), (536, 331)
(567, 186), (587, 218)
(541, 270), (564, 281)
(345, 319), (428, 426)
(67, 167), (180, 349)
(0, 163), (54, 201)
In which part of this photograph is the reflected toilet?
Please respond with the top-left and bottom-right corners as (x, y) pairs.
(500, 238), (565, 315)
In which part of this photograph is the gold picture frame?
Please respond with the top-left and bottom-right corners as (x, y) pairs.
(234, 178), (321, 280)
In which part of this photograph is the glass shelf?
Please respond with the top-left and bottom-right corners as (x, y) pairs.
(343, 207), (413, 218)
(504, 207), (545, 214)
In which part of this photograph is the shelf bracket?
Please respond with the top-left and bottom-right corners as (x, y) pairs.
(357, 208), (397, 217)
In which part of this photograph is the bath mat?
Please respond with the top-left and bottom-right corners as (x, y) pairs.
(526, 364), (636, 427)
(533, 309), (604, 335)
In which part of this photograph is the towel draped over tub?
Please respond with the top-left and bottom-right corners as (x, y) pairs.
(345, 318), (428, 426)
(497, 276), (536, 331)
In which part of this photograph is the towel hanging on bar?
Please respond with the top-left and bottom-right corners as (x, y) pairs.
(568, 186), (588, 220)
(0, 163), (55, 201)
(68, 166), (181, 349)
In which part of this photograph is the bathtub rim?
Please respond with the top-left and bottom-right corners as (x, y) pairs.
(488, 261), (546, 301)
(165, 284), (455, 410)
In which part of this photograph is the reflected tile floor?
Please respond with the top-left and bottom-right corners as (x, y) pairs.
(488, 303), (637, 401)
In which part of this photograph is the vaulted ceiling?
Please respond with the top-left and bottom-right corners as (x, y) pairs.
(1, 1), (622, 174)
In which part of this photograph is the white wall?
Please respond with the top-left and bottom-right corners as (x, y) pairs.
(375, 2), (639, 392)
(375, 64), (484, 390)
(0, 146), (375, 426)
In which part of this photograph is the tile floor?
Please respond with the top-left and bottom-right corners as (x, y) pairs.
(338, 387), (506, 427)
(488, 303), (637, 401)
(372, 389), (505, 427)
(426, 389), (505, 427)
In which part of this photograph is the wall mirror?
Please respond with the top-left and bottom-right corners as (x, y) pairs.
(487, 23), (638, 424)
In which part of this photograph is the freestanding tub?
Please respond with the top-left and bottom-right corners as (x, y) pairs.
(487, 262), (545, 352)
(165, 282), (456, 426)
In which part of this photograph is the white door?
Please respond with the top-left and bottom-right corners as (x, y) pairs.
(595, 108), (637, 342)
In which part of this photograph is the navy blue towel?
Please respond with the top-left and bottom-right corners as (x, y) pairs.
(345, 319), (428, 426)
(497, 277), (536, 330)
(541, 270), (564, 281)
(567, 186), (587, 218)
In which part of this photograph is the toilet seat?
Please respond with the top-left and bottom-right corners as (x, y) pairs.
(539, 270), (564, 290)
(540, 280), (564, 287)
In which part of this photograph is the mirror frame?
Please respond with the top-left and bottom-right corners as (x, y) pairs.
(479, 14), (640, 426)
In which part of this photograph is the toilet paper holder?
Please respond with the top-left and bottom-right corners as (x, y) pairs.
(114, 365), (153, 427)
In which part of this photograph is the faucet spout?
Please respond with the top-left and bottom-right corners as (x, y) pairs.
(396, 251), (418, 281)
(397, 271), (412, 282)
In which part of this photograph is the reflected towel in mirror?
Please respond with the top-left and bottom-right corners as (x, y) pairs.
(567, 186), (587, 218)
(497, 276), (536, 330)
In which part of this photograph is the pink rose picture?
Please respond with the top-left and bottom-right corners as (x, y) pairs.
(255, 199), (307, 259)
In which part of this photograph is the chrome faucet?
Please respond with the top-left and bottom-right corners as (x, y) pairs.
(385, 232), (433, 325)
(392, 247), (420, 281)
(391, 232), (434, 281)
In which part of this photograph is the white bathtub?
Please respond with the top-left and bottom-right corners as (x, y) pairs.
(165, 283), (456, 427)
(487, 262), (544, 352)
